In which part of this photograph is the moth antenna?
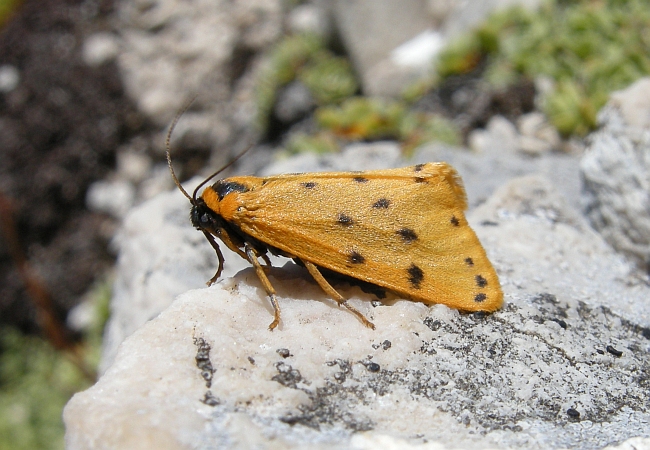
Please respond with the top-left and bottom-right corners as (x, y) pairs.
(166, 96), (197, 202)
(166, 97), (256, 203)
(190, 140), (255, 202)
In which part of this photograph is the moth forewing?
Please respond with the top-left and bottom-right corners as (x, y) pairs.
(196, 162), (503, 329)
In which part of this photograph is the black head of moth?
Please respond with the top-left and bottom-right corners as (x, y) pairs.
(167, 110), (502, 330)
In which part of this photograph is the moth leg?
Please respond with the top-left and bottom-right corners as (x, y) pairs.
(244, 242), (281, 331)
(215, 229), (248, 261)
(301, 260), (375, 330)
(202, 231), (225, 285)
(260, 253), (272, 273)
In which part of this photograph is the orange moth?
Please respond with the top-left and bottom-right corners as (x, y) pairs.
(167, 123), (502, 331)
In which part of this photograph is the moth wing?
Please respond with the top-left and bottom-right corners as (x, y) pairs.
(232, 163), (502, 311)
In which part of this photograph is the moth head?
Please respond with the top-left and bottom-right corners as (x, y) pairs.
(190, 199), (223, 234)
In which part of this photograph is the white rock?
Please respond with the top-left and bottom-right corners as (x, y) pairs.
(413, 138), (583, 211)
(516, 112), (561, 155)
(113, 0), (282, 158)
(517, 112), (547, 137)
(391, 29), (444, 69)
(65, 174), (650, 449)
(517, 135), (551, 156)
(426, 0), (457, 26)
(0, 65), (20, 92)
(331, 0), (544, 97)
(362, 58), (429, 98)
(261, 141), (403, 176)
(581, 78), (650, 271)
(335, 141), (403, 171)
(98, 183), (253, 373)
(603, 437), (650, 450)
(66, 296), (102, 333)
(287, 3), (331, 39)
(82, 33), (120, 66)
(608, 77), (650, 129)
(468, 115), (519, 154)
(116, 150), (152, 184)
(86, 179), (136, 219)
(333, 0), (432, 97)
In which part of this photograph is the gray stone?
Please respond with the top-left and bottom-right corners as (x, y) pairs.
(260, 141), (403, 176)
(86, 179), (136, 219)
(287, 2), (332, 39)
(581, 78), (650, 272)
(331, 0), (544, 97)
(426, 0), (458, 26)
(363, 52), (436, 99)
(332, 0), (432, 97)
(608, 78), (650, 129)
(517, 112), (561, 155)
(113, 0), (283, 157)
(97, 184), (253, 373)
(116, 149), (153, 184)
(82, 32), (120, 67)
(65, 169), (650, 448)
(0, 64), (20, 92)
(470, 114), (562, 156)
(413, 140), (582, 211)
(468, 115), (520, 155)
(273, 81), (315, 124)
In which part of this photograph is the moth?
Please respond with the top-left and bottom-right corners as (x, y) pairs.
(167, 125), (503, 331)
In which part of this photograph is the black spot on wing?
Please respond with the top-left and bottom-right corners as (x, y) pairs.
(414, 177), (427, 183)
(450, 216), (460, 226)
(372, 198), (391, 209)
(348, 250), (365, 264)
(337, 213), (354, 227)
(407, 264), (424, 289)
(353, 177), (369, 183)
(397, 228), (418, 243)
(474, 293), (487, 303)
(301, 181), (317, 189)
(414, 163), (425, 172)
(475, 275), (487, 288)
(213, 180), (250, 200)
(465, 257), (474, 267)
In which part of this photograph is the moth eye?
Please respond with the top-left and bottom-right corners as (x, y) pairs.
(200, 213), (211, 225)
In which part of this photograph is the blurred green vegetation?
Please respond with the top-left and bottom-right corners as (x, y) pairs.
(315, 97), (459, 153)
(280, 97), (460, 156)
(258, 33), (460, 155)
(436, 0), (650, 136)
(0, 0), (20, 27)
(0, 279), (110, 450)
(256, 33), (358, 129)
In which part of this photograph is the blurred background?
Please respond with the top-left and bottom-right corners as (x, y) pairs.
(1, 0), (649, 448)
